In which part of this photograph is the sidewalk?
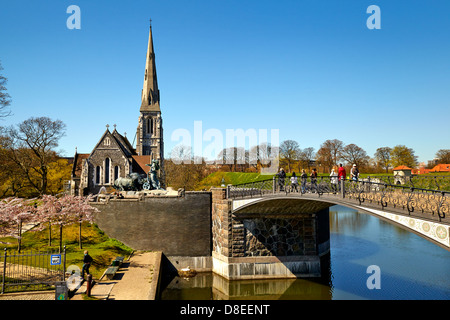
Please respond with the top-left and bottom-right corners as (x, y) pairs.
(71, 251), (162, 300)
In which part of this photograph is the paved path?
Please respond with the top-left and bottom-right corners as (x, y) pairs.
(72, 251), (161, 300)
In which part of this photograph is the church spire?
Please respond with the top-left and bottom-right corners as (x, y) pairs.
(141, 22), (160, 112)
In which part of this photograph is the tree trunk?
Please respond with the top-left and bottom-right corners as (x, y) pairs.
(79, 221), (82, 249)
(59, 224), (63, 253)
(17, 221), (22, 253)
(48, 221), (52, 246)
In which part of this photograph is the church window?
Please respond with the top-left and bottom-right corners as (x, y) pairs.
(147, 117), (153, 135)
(95, 166), (101, 185)
(114, 166), (119, 181)
(104, 137), (111, 146)
(105, 158), (110, 184)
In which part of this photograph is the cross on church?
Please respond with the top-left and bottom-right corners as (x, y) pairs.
(149, 18), (152, 27)
(106, 124), (109, 130)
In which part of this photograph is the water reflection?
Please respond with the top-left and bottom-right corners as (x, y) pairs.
(160, 205), (450, 300)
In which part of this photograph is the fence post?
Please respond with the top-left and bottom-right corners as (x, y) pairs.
(340, 179), (345, 199)
(63, 245), (66, 282)
(273, 176), (276, 194)
(2, 248), (6, 294)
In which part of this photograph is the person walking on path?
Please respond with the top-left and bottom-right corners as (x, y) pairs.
(82, 250), (93, 280)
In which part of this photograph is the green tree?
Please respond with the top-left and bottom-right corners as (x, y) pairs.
(390, 145), (418, 168)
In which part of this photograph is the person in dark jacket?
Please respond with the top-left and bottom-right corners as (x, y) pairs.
(82, 250), (93, 279)
(278, 168), (286, 191)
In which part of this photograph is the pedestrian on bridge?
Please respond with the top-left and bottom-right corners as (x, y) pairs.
(351, 164), (359, 182)
(338, 164), (346, 192)
(330, 168), (338, 194)
(310, 168), (318, 193)
(290, 172), (299, 192)
(301, 169), (308, 193)
(278, 168), (286, 191)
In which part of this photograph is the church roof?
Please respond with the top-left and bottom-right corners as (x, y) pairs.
(132, 155), (152, 174)
(112, 129), (136, 157)
(72, 152), (89, 178)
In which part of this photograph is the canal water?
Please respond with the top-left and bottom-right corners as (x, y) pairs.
(160, 205), (450, 300)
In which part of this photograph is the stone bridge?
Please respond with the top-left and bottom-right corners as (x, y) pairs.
(211, 177), (450, 280)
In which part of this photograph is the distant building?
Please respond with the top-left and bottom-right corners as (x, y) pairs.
(70, 25), (164, 195)
(429, 164), (450, 173)
(393, 165), (412, 184)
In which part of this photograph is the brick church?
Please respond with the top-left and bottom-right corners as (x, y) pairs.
(70, 25), (164, 195)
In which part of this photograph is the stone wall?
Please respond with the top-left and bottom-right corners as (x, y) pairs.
(243, 217), (317, 256)
(92, 191), (211, 256)
(210, 188), (330, 279)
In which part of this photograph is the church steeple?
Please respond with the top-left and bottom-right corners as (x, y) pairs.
(136, 21), (164, 185)
(141, 23), (160, 112)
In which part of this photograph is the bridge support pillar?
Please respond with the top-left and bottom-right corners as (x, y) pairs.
(211, 188), (330, 280)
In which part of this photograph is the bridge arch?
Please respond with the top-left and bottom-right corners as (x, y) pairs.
(231, 195), (450, 250)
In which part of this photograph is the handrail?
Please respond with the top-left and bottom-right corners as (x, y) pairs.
(227, 175), (450, 222)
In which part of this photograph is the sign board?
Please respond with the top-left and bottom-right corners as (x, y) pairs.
(55, 282), (68, 300)
(50, 254), (61, 266)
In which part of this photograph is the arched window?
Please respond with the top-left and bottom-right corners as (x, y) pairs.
(114, 166), (119, 181)
(105, 158), (110, 184)
(146, 117), (153, 135)
(95, 166), (101, 185)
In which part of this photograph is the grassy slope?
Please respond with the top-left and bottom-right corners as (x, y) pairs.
(0, 223), (134, 279)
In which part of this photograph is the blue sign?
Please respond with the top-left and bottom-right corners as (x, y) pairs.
(51, 254), (61, 266)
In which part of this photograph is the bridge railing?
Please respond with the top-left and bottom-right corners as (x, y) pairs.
(227, 176), (450, 222)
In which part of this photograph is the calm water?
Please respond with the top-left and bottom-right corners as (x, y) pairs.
(160, 205), (450, 300)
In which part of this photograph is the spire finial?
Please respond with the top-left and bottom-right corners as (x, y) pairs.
(106, 124), (110, 130)
(149, 18), (152, 28)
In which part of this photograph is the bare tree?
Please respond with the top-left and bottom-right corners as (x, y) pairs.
(3, 117), (66, 195)
(374, 147), (392, 173)
(279, 140), (300, 173)
(298, 147), (315, 171)
(435, 149), (450, 164)
(316, 139), (344, 172)
(341, 143), (370, 168)
(0, 61), (12, 118)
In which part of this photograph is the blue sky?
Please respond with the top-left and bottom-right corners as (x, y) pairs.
(0, 0), (449, 164)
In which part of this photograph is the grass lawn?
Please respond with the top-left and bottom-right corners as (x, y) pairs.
(0, 223), (134, 280)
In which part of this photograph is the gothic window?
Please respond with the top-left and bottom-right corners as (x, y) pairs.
(104, 158), (110, 184)
(104, 137), (111, 146)
(114, 166), (119, 181)
(95, 166), (101, 185)
(147, 117), (153, 135)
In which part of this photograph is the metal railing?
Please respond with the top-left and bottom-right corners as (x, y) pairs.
(1, 247), (66, 294)
(227, 176), (450, 223)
